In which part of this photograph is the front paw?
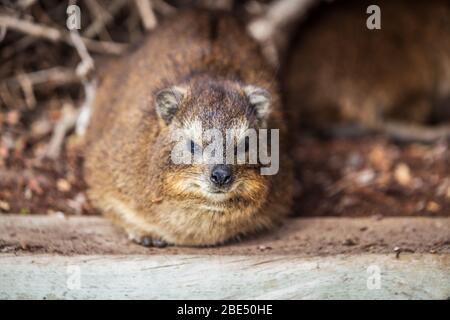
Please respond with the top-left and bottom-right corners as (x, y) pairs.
(128, 233), (168, 248)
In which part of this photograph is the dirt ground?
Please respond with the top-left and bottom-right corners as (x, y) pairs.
(0, 140), (93, 216)
(1, 215), (449, 255)
(293, 136), (450, 217)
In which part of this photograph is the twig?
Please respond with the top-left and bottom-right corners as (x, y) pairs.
(0, 24), (7, 42)
(17, 71), (37, 109)
(0, 84), (18, 109)
(81, 36), (127, 55)
(0, 15), (61, 41)
(247, 0), (319, 66)
(152, 0), (176, 16)
(0, 15), (127, 55)
(248, 0), (318, 42)
(134, 0), (158, 31)
(76, 79), (97, 137)
(16, 0), (37, 9)
(70, 31), (94, 79)
(6, 67), (78, 88)
(84, 0), (113, 41)
(83, 0), (128, 39)
(85, 0), (111, 19)
(41, 28), (97, 159)
(69, 30), (97, 137)
(379, 121), (450, 144)
(44, 28), (98, 159)
(45, 102), (79, 159)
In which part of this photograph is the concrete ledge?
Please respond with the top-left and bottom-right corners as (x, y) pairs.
(0, 253), (449, 299)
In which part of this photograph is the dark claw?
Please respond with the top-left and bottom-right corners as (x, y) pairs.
(152, 239), (168, 248)
(140, 236), (153, 247)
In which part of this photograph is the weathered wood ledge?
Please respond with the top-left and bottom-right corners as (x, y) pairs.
(0, 215), (449, 299)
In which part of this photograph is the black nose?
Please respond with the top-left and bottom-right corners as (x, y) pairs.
(210, 165), (233, 186)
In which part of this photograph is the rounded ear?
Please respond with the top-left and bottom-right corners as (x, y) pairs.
(155, 86), (187, 125)
(244, 85), (271, 122)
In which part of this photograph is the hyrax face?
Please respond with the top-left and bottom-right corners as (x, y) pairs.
(154, 78), (276, 208)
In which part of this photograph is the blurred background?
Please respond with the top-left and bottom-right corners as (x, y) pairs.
(0, 0), (449, 218)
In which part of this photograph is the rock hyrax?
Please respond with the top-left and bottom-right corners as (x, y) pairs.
(84, 10), (294, 247)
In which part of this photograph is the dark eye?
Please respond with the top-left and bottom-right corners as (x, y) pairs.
(234, 137), (251, 155)
(189, 140), (200, 155)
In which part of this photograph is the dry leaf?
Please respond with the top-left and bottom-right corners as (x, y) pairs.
(394, 163), (412, 187)
(426, 201), (441, 213)
(57, 178), (71, 192)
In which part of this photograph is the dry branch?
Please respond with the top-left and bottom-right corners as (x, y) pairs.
(70, 31), (94, 78)
(6, 67), (78, 88)
(0, 15), (61, 41)
(45, 102), (79, 159)
(69, 30), (97, 137)
(83, 0), (128, 38)
(17, 72), (36, 109)
(16, 0), (37, 9)
(84, 0), (113, 40)
(152, 0), (176, 16)
(248, 0), (318, 42)
(248, 0), (319, 66)
(0, 15), (127, 55)
(75, 79), (97, 136)
(134, 0), (158, 31)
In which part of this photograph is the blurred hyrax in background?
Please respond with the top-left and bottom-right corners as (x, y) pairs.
(284, 0), (450, 142)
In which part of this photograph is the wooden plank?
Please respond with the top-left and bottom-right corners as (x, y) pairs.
(1, 215), (449, 299)
(0, 253), (449, 299)
(0, 215), (449, 255)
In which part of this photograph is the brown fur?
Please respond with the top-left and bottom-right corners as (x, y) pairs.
(84, 10), (294, 246)
(284, 0), (450, 135)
